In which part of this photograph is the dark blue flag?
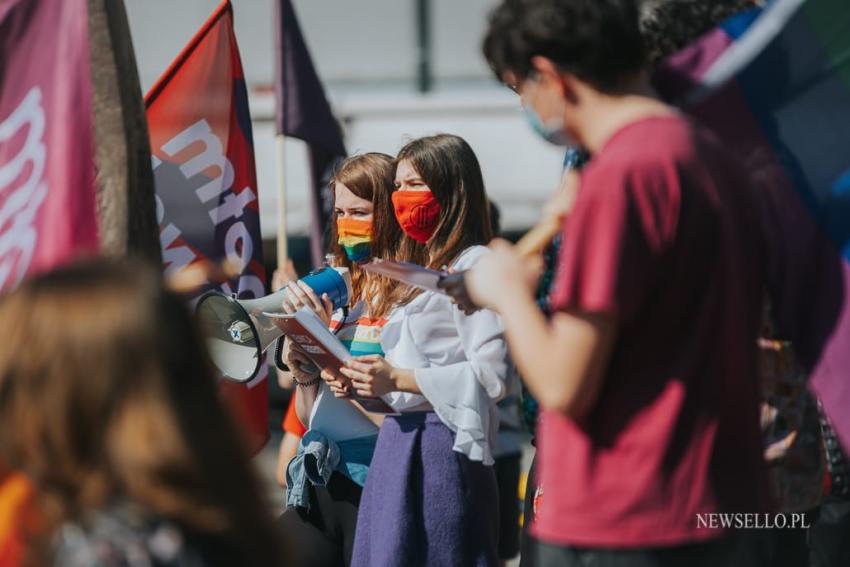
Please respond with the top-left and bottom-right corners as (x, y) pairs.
(274, 0), (347, 267)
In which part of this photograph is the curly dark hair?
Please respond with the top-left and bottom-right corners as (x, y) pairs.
(482, 0), (646, 91)
(640, 0), (757, 65)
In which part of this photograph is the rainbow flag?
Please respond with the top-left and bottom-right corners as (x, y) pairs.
(655, 0), (850, 449)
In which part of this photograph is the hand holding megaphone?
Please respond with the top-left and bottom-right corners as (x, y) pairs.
(196, 266), (352, 383)
(278, 279), (334, 326)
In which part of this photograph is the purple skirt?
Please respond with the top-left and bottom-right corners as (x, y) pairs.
(351, 412), (499, 567)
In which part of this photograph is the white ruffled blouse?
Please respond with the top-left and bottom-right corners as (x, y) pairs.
(380, 246), (508, 465)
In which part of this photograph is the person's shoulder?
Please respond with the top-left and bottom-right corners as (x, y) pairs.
(608, 113), (697, 157)
(589, 113), (713, 182)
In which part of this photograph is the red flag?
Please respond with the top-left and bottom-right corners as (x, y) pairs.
(145, 1), (269, 453)
(0, 0), (99, 291)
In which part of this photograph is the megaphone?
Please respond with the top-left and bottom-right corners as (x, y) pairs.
(196, 266), (352, 383)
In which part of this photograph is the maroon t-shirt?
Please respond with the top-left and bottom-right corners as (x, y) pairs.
(534, 114), (771, 547)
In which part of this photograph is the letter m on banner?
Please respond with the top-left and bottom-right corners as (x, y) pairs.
(0, 0), (99, 291)
(145, 0), (269, 453)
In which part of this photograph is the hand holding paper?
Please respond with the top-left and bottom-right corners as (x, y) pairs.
(339, 355), (409, 398)
(321, 366), (353, 398)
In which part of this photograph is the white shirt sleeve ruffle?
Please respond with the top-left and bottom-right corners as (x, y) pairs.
(381, 245), (508, 465)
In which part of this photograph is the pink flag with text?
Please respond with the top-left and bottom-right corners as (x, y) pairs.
(0, 0), (99, 291)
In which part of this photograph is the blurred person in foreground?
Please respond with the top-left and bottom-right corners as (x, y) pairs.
(0, 259), (284, 566)
(471, 0), (771, 565)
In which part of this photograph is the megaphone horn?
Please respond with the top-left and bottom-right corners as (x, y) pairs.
(196, 266), (352, 383)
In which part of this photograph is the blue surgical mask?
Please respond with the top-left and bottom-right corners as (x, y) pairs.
(523, 103), (573, 146)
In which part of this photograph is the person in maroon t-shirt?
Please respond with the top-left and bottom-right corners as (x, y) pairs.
(468, 1), (772, 566)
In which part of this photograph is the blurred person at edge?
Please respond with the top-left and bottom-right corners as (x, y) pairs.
(511, 2), (777, 566)
(470, 1), (771, 566)
(0, 259), (284, 566)
(502, 1), (766, 559)
(274, 153), (402, 567)
(475, 2), (799, 566)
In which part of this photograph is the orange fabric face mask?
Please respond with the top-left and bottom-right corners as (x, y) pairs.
(391, 191), (441, 244)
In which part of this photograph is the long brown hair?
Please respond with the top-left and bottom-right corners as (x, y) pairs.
(0, 259), (283, 565)
(329, 153), (402, 319)
(394, 134), (494, 304)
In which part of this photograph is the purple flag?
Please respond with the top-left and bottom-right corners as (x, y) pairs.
(274, 0), (346, 267)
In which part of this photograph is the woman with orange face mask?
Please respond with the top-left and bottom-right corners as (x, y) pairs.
(334, 135), (507, 567)
(277, 153), (402, 567)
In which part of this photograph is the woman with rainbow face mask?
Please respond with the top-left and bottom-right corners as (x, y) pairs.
(276, 153), (402, 567)
(333, 134), (507, 567)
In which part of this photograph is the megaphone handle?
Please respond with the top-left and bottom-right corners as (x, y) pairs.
(273, 337), (289, 372)
(333, 306), (350, 335)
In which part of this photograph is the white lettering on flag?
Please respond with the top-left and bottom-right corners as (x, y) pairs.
(0, 87), (48, 289)
(161, 119), (234, 204)
(155, 193), (197, 277)
(154, 117), (259, 293)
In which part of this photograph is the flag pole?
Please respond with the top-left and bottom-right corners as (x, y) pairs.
(275, 133), (288, 267)
(273, 0), (288, 269)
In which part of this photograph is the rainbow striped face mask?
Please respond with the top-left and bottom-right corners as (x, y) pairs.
(337, 218), (373, 263)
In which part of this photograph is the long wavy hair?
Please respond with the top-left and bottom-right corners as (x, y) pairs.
(329, 153), (402, 319)
(0, 259), (283, 565)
